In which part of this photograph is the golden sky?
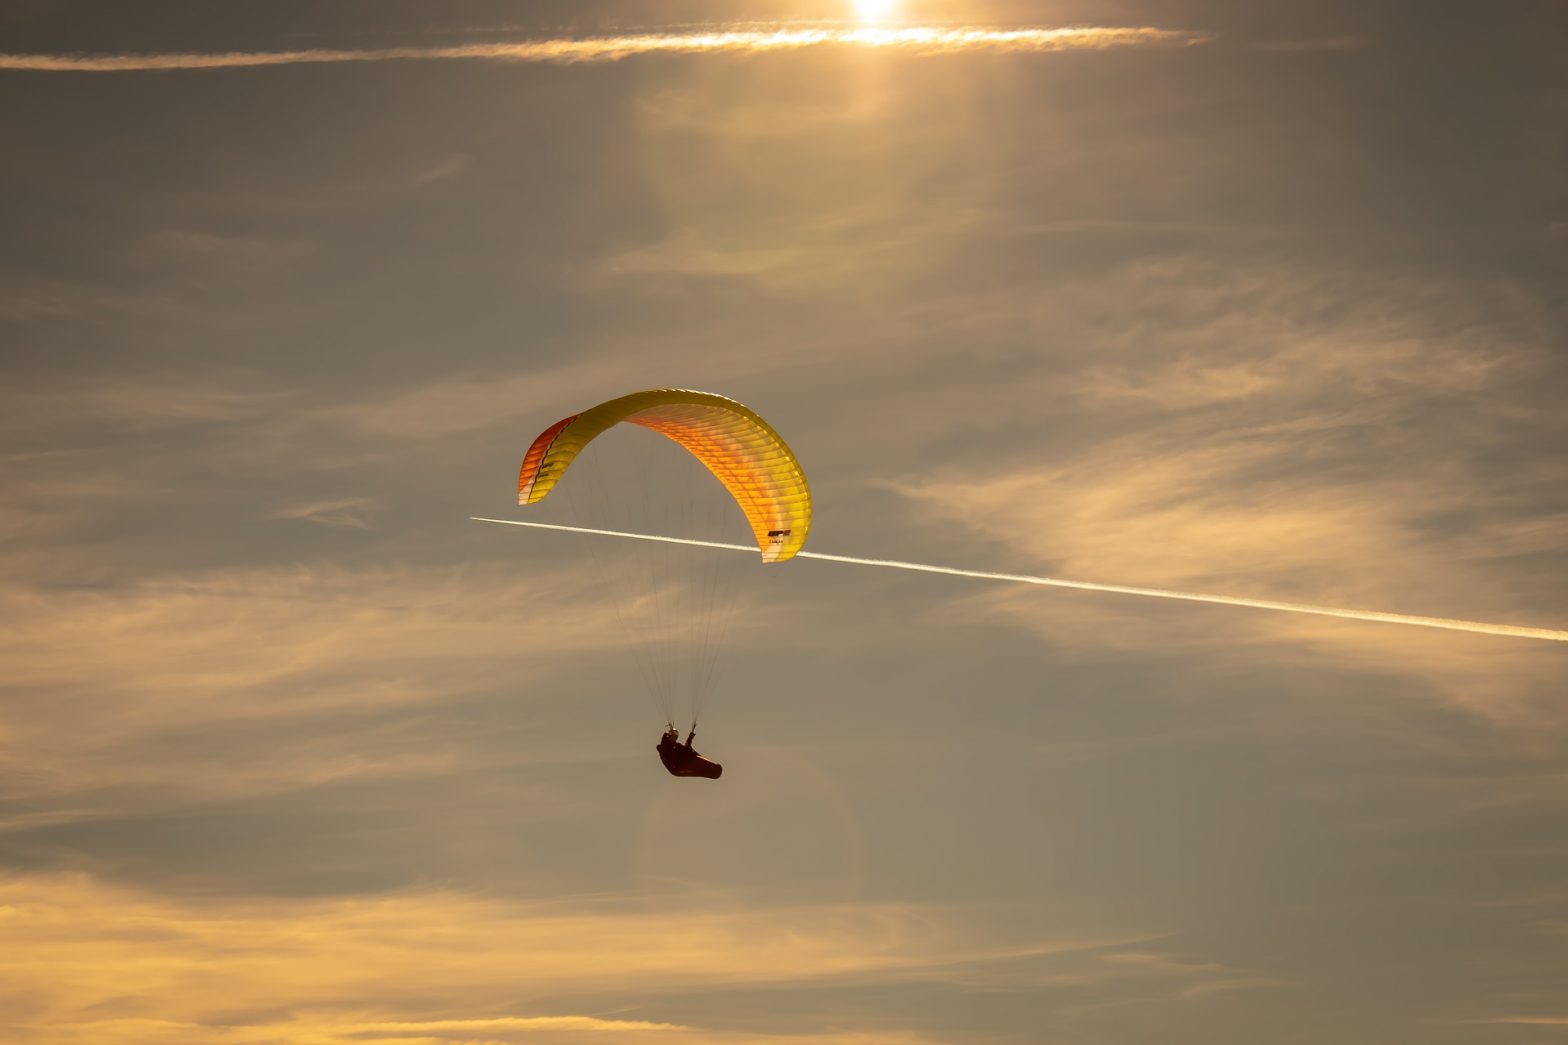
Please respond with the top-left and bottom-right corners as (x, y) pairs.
(2, 1), (1566, 1042)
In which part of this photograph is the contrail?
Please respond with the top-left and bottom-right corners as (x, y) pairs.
(0, 26), (1204, 73)
(471, 518), (1568, 644)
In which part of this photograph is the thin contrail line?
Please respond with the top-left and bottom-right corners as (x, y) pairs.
(470, 517), (1568, 644)
(0, 26), (1204, 72)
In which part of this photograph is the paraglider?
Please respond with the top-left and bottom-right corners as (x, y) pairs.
(516, 388), (811, 779)
(656, 726), (723, 779)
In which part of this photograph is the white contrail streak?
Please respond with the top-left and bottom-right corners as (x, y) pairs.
(0, 26), (1204, 72)
(471, 517), (1568, 644)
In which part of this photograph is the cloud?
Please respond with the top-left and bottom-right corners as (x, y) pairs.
(406, 153), (473, 189)
(1053, 950), (1283, 1005)
(0, 270), (202, 326)
(891, 454), (1568, 726)
(594, 232), (806, 283)
(856, 255), (1568, 721)
(0, 872), (1137, 1045)
(268, 496), (385, 530)
(587, 201), (991, 298)
(0, 559), (644, 808)
(1460, 1016), (1568, 1026)
(0, 27), (1207, 73)
(605, 46), (1020, 299)
(10, 381), (276, 439)
(0, 525), (835, 845)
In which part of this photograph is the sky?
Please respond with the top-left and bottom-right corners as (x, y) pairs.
(2, 1), (1567, 1042)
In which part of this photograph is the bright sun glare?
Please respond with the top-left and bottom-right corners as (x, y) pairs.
(853, 0), (899, 23)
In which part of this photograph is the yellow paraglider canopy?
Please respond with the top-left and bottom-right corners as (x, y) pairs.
(518, 388), (811, 562)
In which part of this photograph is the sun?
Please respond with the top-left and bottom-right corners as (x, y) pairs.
(853, 0), (899, 23)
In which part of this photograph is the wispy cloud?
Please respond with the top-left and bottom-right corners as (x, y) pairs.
(1042, 950), (1283, 1008)
(268, 495), (385, 529)
(1461, 1016), (1568, 1026)
(407, 152), (473, 188)
(0, 26), (1206, 73)
(826, 249), (1565, 690)
(0, 560), (638, 808)
(0, 873), (1138, 1044)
